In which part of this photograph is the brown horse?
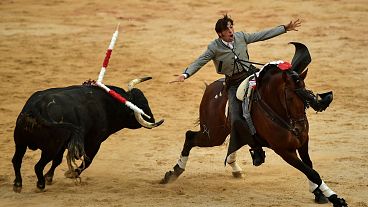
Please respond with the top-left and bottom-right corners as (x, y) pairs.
(161, 43), (347, 206)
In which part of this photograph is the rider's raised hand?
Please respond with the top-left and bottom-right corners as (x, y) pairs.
(285, 19), (301, 31)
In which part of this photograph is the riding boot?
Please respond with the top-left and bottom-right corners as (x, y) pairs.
(242, 96), (265, 166)
(295, 89), (333, 112)
(242, 97), (256, 135)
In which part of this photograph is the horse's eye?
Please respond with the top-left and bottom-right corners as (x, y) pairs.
(289, 73), (300, 83)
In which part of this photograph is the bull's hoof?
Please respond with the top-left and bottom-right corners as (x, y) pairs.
(45, 175), (53, 185)
(64, 170), (79, 179)
(36, 181), (45, 191)
(313, 189), (328, 204)
(13, 182), (22, 193)
(232, 171), (242, 178)
(328, 194), (348, 207)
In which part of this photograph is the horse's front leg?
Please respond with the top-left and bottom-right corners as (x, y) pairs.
(276, 149), (347, 207)
(226, 151), (243, 178)
(297, 138), (328, 204)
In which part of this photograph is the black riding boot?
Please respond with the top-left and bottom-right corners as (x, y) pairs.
(242, 96), (265, 166)
(295, 89), (333, 112)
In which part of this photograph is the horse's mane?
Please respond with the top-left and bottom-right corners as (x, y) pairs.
(257, 64), (280, 86)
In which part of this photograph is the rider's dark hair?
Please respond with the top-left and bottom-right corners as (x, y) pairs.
(215, 14), (234, 34)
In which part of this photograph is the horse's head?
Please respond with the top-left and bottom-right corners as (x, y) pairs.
(256, 63), (308, 136)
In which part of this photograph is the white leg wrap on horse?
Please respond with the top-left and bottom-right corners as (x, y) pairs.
(226, 152), (237, 164)
(309, 180), (319, 193)
(319, 181), (336, 197)
(226, 152), (242, 172)
(229, 162), (242, 172)
(177, 155), (188, 169)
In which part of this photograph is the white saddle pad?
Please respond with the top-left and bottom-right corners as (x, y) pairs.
(236, 75), (254, 101)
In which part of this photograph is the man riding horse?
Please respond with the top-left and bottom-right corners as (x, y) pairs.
(171, 14), (333, 166)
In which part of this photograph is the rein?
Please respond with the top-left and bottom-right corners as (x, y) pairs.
(238, 59), (265, 66)
(228, 48), (265, 76)
(253, 90), (295, 132)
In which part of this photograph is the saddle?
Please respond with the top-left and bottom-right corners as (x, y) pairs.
(236, 74), (256, 101)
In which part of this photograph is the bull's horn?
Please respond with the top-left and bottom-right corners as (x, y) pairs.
(129, 76), (164, 128)
(134, 112), (164, 129)
(128, 77), (152, 91)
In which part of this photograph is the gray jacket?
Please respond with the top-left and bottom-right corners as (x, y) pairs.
(183, 25), (286, 77)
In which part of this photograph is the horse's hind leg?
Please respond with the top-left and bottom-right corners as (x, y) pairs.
(276, 149), (347, 206)
(161, 127), (235, 184)
(187, 131), (243, 178)
(12, 144), (27, 193)
(160, 130), (198, 184)
(297, 139), (328, 204)
(45, 148), (65, 185)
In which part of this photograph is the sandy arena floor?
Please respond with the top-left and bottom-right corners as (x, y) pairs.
(0, 0), (367, 206)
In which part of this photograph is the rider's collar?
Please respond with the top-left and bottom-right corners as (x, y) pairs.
(221, 39), (234, 49)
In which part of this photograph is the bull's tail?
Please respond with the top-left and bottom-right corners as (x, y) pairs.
(66, 127), (88, 174)
(20, 109), (88, 174)
(43, 121), (88, 174)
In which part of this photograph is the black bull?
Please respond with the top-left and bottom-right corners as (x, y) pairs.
(161, 43), (347, 207)
(12, 77), (163, 192)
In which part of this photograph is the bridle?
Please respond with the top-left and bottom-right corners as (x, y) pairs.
(282, 74), (308, 136)
(253, 69), (308, 137)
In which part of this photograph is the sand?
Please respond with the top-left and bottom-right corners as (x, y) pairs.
(0, 0), (367, 206)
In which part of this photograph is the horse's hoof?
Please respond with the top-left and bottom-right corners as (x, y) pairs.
(328, 194), (348, 207)
(313, 189), (328, 204)
(160, 165), (185, 184)
(232, 171), (242, 178)
(160, 171), (177, 184)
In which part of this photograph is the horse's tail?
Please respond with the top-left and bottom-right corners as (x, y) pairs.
(194, 118), (200, 127)
(193, 82), (209, 127)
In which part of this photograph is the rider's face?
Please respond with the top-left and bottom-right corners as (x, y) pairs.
(218, 22), (234, 42)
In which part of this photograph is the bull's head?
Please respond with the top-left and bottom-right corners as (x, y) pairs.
(127, 77), (164, 129)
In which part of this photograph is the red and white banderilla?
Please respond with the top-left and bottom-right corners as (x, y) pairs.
(96, 24), (151, 119)
(97, 24), (120, 83)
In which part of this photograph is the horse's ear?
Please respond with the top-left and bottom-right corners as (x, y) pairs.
(299, 68), (308, 80)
